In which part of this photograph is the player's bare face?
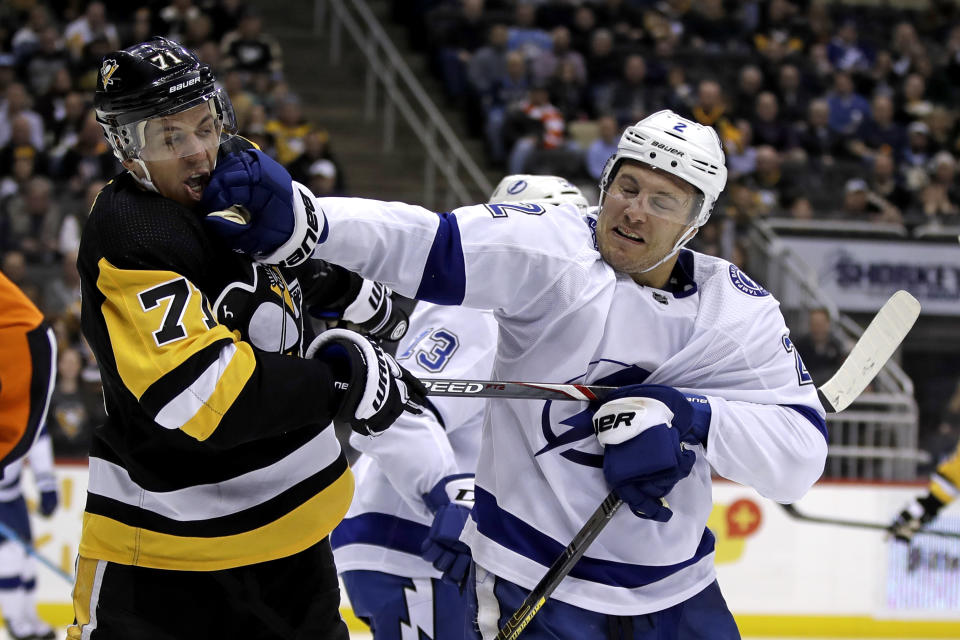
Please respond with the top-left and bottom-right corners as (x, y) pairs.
(596, 162), (695, 285)
(133, 103), (220, 208)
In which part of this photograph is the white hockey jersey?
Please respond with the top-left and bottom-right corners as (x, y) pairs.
(330, 302), (497, 579)
(0, 430), (56, 503)
(312, 197), (828, 615)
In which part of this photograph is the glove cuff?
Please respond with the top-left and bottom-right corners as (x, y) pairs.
(594, 397), (674, 447)
(260, 181), (326, 267)
(424, 474), (476, 513)
(684, 394), (712, 445)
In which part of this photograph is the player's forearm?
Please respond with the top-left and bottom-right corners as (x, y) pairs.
(704, 398), (827, 503)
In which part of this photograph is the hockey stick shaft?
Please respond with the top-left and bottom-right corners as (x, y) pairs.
(0, 519), (74, 584)
(779, 503), (960, 539)
(494, 291), (920, 638)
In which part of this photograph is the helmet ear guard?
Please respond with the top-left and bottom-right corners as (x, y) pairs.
(598, 110), (727, 228)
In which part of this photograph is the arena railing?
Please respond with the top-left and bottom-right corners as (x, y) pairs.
(745, 218), (924, 480)
(316, 0), (492, 208)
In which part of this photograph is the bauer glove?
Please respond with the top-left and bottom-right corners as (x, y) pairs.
(888, 493), (945, 543)
(306, 328), (426, 435)
(593, 384), (710, 522)
(202, 149), (325, 267)
(421, 474), (475, 586)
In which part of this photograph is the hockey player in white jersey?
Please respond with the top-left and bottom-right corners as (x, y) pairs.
(331, 177), (590, 640)
(0, 429), (58, 640)
(202, 110), (828, 639)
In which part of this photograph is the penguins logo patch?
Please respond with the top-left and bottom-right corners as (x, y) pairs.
(729, 265), (769, 297)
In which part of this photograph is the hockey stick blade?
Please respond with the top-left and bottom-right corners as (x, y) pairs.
(816, 290), (920, 413)
(780, 503), (960, 539)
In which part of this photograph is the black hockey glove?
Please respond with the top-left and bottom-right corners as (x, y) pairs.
(306, 328), (426, 435)
(334, 279), (409, 342)
(888, 493), (945, 543)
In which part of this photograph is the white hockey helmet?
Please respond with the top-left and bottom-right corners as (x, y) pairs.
(598, 110), (727, 228)
(488, 174), (590, 211)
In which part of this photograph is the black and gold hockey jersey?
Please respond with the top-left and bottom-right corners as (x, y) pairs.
(931, 441), (960, 506)
(77, 144), (355, 571)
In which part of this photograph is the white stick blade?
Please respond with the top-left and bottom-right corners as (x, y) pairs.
(819, 290), (920, 412)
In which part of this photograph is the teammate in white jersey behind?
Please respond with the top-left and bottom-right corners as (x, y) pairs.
(202, 110), (829, 639)
(330, 176), (589, 640)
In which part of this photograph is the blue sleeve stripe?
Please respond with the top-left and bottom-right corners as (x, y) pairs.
(330, 513), (430, 556)
(472, 487), (715, 589)
(783, 404), (829, 442)
(415, 213), (466, 305)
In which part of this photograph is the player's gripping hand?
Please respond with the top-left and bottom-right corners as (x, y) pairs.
(39, 489), (58, 517)
(202, 149), (325, 268)
(306, 328), (426, 436)
(888, 493), (944, 543)
(312, 278), (410, 342)
(593, 384), (711, 522)
(421, 474), (475, 586)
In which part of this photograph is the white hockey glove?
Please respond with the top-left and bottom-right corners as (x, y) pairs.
(306, 328), (426, 435)
(202, 149), (325, 267)
(341, 280), (409, 342)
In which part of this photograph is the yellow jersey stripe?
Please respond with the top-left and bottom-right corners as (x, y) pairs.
(79, 467), (354, 571)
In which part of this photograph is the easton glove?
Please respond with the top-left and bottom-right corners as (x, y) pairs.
(593, 384), (710, 522)
(888, 493), (945, 543)
(306, 328), (426, 435)
(202, 149), (325, 267)
(421, 474), (475, 586)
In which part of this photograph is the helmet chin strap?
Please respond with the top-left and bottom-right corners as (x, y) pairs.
(637, 224), (698, 274)
(130, 157), (160, 193)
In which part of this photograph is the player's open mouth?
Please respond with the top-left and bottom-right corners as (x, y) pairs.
(614, 227), (645, 243)
(184, 173), (210, 200)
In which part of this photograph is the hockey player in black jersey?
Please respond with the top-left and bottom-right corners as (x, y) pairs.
(69, 37), (424, 640)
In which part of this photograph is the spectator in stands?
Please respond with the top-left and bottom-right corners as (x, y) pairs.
(927, 107), (956, 154)
(891, 22), (922, 79)
(23, 26), (68, 99)
(207, 0), (245, 42)
(745, 145), (802, 215)
(793, 308), (846, 387)
(47, 346), (100, 459)
(794, 99), (843, 170)
(2, 176), (61, 263)
(849, 94), (906, 162)
(122, 7), (154, 49)
(64, 1), (119, 61)
(688, 79), (741, 150)
(532, 26), (586, 88)
(0, 83), (45, 151)
(549, 58), (591, 122)
(11, 5), (53, 61)
(56, 110), (118, 194)
(42, 250), (82, 318)
(568, 6), (596, 55)
(897, 73), (934, 124)
(751, 91), (795, 149)
(726, 119), (757, 179)
(265, 93), (313, 166)
(221, 8), (283, 79)
(181, 12), (214, 52)
(507, 2), (551, 65)
(685, 0), (738, 51)
(585, 28), (621, 103)
(427, 0), (487, 102)
(0, 115), (49, 180)
(723, 178), (766, 223)
(663, 65), (694, 113)
(863, 49), (897, 98)
(731, 65), (766, 122)
(158, 0), (203, 42)
(868, 152), (913, 214)
(58, 179), (105, 256)
(483, 49), (530, 165)
(827, 19), (872, 72)
(839, 177), (901, 224)
(826, 71), (870, 135)
(0, 139), (42, 201)
(901, 121), (934, 190)
(306, 159), (339, 198)
(917, 151), (960, 224)
(0, 251), (30, 290)
(506, 84), (566, 174)
(44, 89), (88, 161)
(584, 114), (619, 181)
(287, 128), (346, 195)
(775, 63), (810, 125)
(601, 54), (660, 127)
